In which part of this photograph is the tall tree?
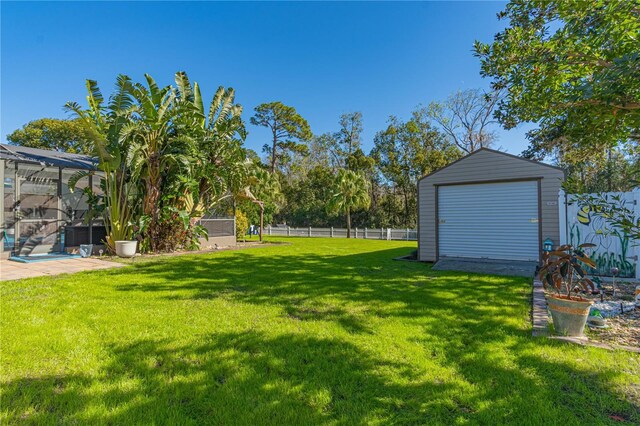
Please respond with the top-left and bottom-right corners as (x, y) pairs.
(304, 133), (335, 170)
(474, 0), (640, 150)
(328, 169), (371, 238)
(372, 111), (461, 227)
(335, 112), (364, 169)
(317, 112), (365, 170)
(7, 118), (94, 154)
(426, 89), (502, 154)
(250, 102), (312, 173)
(406, 108), (463, 176)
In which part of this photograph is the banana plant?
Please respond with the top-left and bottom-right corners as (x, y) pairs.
(118, 74), (188, 251)
(65, 76), (137, 252)
(64, 71), (250, 253)
(173, 72), (248, 220)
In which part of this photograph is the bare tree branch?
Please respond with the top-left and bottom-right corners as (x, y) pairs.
(426, 89), (502, 154)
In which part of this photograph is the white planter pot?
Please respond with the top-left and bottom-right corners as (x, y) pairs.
(115, 240), (138, 258)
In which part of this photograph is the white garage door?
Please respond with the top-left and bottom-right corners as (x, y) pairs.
(438, 181), (539, 261)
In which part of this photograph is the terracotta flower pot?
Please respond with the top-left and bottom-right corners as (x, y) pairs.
(546, 295), (593, 337)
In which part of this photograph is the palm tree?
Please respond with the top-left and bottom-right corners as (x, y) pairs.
(328, 169), (371, 238)
(240, 166), (283, 241)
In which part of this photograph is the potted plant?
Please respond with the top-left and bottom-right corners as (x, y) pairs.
(115, 240), (137, 258)
(114, 216), (150, 258)
(539, 243), (597, 337)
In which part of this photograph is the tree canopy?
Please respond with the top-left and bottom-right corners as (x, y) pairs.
(7, 118), (94, 154)
(19, 65), (586, 240)
(250, 102), (312, 173)
(372, 109), (461, 226)
(474, 0), (640, 149)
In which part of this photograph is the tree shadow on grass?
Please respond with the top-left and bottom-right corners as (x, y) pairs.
(4, 331), (637, 424)
(111, 247), (525, 325)
(3, 332), (460, 424)
(107, 245), (640, 422)
(5, 244), (638, 423)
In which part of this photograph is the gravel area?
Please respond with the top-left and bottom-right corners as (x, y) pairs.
(591, 301), (637, 318)
(585, 281), (639, 348)
(587, 308), (640, 348)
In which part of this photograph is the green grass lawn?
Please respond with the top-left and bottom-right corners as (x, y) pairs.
(1, 238), (639, 424)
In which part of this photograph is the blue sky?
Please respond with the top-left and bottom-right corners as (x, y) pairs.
(1, 1), (533, 156)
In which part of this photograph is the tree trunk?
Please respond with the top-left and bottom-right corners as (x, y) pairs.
(259, 204), (264, 242)
(346, 206), (351, 238)
(270, 127), (278, 174)
(403, 186), (410, 227)
(145, 159), (162, 251)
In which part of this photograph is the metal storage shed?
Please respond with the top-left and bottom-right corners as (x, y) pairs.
(417, 148), (564, 264)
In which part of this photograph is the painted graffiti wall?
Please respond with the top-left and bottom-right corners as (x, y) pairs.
(560, 189), (639, 279)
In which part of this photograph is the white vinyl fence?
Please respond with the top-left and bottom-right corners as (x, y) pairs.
(560, 188), (639, 279)
(266, 225), (417, 241)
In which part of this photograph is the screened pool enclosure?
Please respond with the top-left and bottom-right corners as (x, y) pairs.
(1, 144), (237, 259)
(0, 144), (101, 258)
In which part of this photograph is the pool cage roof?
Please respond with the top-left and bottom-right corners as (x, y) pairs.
(0, 144), (97, 170)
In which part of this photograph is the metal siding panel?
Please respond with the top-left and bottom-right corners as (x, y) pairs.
(540, 177), (562, 244)
(424, 150), (564, 186)
(418, 182), (436, 261)
(438, 181), (539, 261)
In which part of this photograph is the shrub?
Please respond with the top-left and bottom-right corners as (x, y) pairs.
(235, 210), (249, 241)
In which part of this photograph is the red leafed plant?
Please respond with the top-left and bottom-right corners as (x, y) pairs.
(539, 243), (597, 300)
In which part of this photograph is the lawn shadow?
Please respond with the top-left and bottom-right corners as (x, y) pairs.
(112, 246), (525, 328)
(4, 242), (638, 423)
(3, 332), (460, 424)
(107, 243), (640, 422)
(4, 330), (637, 424)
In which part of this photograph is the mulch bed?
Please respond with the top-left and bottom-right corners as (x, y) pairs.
(588, 309), (640, 348)
(585, 281), (639, 348)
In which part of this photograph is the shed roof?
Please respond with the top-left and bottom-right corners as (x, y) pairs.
(0, 144), (97, 170)
(418, 147), (563, 182)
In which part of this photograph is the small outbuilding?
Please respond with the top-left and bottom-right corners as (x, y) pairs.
(417, 148), (564, 264)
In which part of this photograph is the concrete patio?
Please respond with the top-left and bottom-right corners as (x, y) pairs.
(0, 257), (124, 281)
(432, 256), (538, 277)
